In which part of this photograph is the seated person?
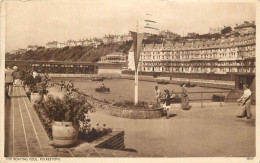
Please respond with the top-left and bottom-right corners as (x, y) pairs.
(100, 83), (105, 89)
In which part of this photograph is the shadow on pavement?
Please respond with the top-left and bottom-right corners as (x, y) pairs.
(169, 114), (177, 118)
(235, 118), (255, 127)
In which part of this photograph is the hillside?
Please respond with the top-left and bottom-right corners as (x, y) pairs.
(6, 41), (132, 62)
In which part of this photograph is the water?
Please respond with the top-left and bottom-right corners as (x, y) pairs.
(52, 78), (228, 103)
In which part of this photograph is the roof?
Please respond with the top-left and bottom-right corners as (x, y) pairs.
(234, 22), (255, 29)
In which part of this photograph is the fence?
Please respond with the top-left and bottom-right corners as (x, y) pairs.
(172, 91), (231, 108)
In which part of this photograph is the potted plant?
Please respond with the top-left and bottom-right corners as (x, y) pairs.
(43, 94), (93, 147)
(30, 82), (48, 104)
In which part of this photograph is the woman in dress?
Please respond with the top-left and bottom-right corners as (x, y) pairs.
(181, 84), (191, 110)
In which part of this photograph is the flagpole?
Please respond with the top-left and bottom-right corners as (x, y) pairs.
(135, 67), (138, 105)
(130, 23), (143, 105)
(135, 21), (139, 105)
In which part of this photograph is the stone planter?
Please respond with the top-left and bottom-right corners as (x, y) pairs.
(30, 93), (42, 104)
(52, 121), (78, 147)
(110, 106), (164, 119)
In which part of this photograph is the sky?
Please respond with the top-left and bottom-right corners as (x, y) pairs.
(4, 0), (256, 52)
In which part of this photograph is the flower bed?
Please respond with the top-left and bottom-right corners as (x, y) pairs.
(110, 101), (164, 119)
(33, 94), (112, 142)
(112, 100), (160, 110)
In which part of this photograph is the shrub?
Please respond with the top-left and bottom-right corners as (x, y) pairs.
(33, 94), (95, 139)
(113, 100), (160, 110)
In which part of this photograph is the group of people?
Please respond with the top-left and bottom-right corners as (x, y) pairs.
(155, 84), (191, 119)
(5, 66), (51, 98)
(59, 80), (74, 95)
(155, 83), (252, 120)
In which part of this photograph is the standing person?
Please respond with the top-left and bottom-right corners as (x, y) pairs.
(155, 86), (161, 105)
(33, 71), (38, 79)
(181, 84), (191, 110)
(163, 89), (171, 119)
(5, 66), (14, 97)
(13, 66), (19, 87)
(67, 80), (74, 95)
(59, 80), (63, 91)
(35, 74), (42, 84)
(236, 84), (252, 119)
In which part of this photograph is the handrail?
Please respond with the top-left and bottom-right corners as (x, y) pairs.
(171, 91), (229, 94)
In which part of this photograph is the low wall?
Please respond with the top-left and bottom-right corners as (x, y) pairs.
(84, 96), (164, 119)
(121, 74), (234, 90)
(91, 129), (125, 150)
(48, 73), (121, 78)
(110, 106), (163, 119)
(122, 70), (234, 81)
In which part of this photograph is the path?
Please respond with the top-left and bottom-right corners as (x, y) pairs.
(89, 102), (256, 157)
(4, 87), (57, 157)
(4, 86), (150, 157)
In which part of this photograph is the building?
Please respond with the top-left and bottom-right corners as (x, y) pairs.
(82, 39), (92, 46)
(67, 40), (77, 47)
(138, 34), (255, 74)
(186, 32), (197, 38)
(27, 45), (39, 51)
(97, 63), (123, 74)
(234, 21), (256, 35)
(76, 41), (84, 46)
(10, 48), (27, 55)
(114, 36), (123, 43)
(46, 41), (58, 49)
(57, 43), (67, 48)
(99, 52), (128, 64)
(208, 27), (221, 34)
(103, 35), (114, 44)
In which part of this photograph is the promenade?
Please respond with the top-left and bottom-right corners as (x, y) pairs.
(4, 87), (152, 157)
(89, 102), (255, 157)
(4, 86), (255, 157)
(4, 87), (57, 157)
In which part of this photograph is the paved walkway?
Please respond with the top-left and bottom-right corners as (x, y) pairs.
(4, 86), (256, 157)
(89, 102), (256, 157)
(4, 86), (146, 157)
(4, 87), (57, 157)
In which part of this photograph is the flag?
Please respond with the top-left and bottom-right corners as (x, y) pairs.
(130, 31), (144, 72)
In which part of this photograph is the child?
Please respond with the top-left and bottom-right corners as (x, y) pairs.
(163, 89), (171, 119)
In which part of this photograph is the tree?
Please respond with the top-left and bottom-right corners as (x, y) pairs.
(221, 26), (232, 35)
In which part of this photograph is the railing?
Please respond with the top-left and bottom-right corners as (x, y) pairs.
(168, 91), (232, 108)
(74, 88), (234, 109)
